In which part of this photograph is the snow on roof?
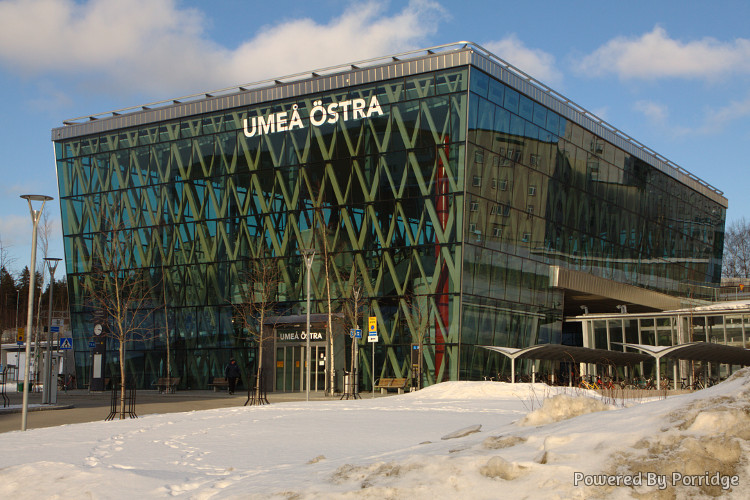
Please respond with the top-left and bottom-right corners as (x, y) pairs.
(673, 299), (750, 313)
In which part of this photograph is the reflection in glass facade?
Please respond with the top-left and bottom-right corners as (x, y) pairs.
(52, 44), (727, 389)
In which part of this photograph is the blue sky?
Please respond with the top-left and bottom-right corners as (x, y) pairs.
(0, 0), (749, 279)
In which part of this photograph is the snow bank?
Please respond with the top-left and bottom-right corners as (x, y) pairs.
(479, 456), (531, 480)
(1, 371), (749, 498)
(601, 369), (750, 498)
(518, 394), (614, 426)
(401, 380), (567, 401)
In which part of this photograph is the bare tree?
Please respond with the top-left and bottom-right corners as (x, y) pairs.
(32, 212), (53, 380)
(231, 257), (281, 404)
(307, 181), (338, 395)
(341, 275), (365, 399)
(0, 235), (17, 340)
(161, 265), (173, 385)
(81, 220), (159, 419)
(0, 235), (16, 275)
(722, 218), (750, 278)
(157, 218), (174, 387)
(402, 288), (430, 390)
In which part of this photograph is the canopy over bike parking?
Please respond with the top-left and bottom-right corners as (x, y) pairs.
(614, 342), (750, 390)
(565, 300), (750, 390)
(480, 344), (651, 384)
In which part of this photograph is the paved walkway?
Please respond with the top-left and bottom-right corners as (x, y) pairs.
(0, 388), (364, 434)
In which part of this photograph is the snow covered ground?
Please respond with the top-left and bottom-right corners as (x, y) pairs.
(1, 370), (748, 499)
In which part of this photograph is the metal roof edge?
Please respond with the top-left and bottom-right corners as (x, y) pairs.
(51, 41), (476, 139)
(51, 40), (726, 206)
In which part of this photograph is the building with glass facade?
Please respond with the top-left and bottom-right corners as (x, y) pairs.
(52, 42), (727, 391)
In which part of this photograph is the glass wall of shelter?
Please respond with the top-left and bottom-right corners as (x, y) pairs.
(579, 312), (749, 385)
(54, 59), (727, 390)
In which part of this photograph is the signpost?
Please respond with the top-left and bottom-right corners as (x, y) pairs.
(412, 343), (421, 390)
(351, 327), (365, 396)
(91, 323), (105, 392)
(368, 316), (377, 397)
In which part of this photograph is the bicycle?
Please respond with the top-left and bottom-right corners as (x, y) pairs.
(579, 376), (600, 390)
(600, 376), (615, 390)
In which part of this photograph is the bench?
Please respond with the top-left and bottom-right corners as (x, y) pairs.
(153, 377), (180, 394)
(374, 377), (409, 394)
(208, 377), (229, 392)
(84, 378), (111, 391)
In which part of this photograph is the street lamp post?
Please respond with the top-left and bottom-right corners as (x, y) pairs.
(42, 257), (62, 405)
(301, 249), (315, 402)
(20, 194), (53, 431)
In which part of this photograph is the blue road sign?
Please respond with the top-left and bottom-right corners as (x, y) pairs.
(88, 341), (96, 348)
(354, 329), (362, 338)
(50, 326), (60, 333)
(59, 338), (73, 350)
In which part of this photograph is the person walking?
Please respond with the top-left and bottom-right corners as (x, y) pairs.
(226, 358), (241, 395)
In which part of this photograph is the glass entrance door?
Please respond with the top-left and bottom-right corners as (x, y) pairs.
(275, 344), (326, 392)
(313, 345), (326, 392)
(275, 345), (302, 392)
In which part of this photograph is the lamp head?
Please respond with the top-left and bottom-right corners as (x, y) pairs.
(20, 194), (54, 202)
(300, 248), (316, 267)
(44, 257), (63, 274)
(20, 194), (54, 219)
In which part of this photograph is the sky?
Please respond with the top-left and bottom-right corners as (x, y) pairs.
(1, 0), (749, 280)
(0, 375), (748, 498)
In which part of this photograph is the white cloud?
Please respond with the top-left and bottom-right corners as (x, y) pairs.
(0, 0), (208, 72)
(703, 95), (750, 131)
(27, 83), (74, 112)
(221, 0), (446, 88)
(0, 0), (446, 97)
(482, 35), (561, 86)
(671, 94), (750, 137)
(633, 94), (750, 138)
(577, 26), (750, 80)
(634, 100), (668, 124)
(0, 213), (31, 249)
